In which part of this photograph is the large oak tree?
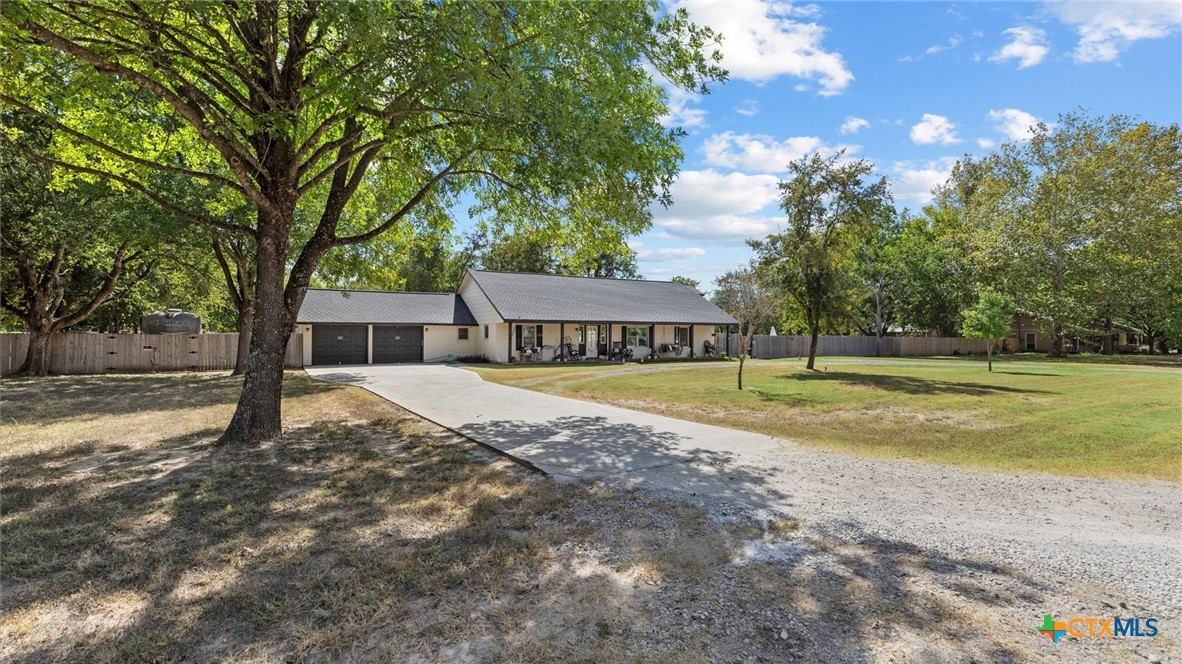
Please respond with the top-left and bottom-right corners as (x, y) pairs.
(1, 1), (722, 442)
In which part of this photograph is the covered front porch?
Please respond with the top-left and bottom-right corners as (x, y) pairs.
(504, 322), (715, 363)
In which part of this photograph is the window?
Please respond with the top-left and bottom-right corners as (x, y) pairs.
(1025, 333), (1036, 351)
(521, 325), (537, 349)
(626, 326), (648, 347)
(458, 328), (469, 340)
(674, 326), (690, 347)
(483, 325), (489, 339)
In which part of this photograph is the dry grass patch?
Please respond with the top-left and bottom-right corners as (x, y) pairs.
(3, 371), (1159, 663)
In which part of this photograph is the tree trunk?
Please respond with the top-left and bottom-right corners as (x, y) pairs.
(232, 298), (254, 376)
(1048, 322), (1065, 358)
(987, 343), (993, 372)
(806, 329), (819, 370)
(18, 327), (53, 376)
(874, 284), (885, 358)
(1101, 317), (1113, 355)
(737, 354), (745, 390)
(218, 211), (293, 445)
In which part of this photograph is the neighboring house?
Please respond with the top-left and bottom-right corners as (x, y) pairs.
(1010, 312), (1144, 353)
(296, 270), (737, 365)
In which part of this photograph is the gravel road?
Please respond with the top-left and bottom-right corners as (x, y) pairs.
(608, 437), (1182, 611)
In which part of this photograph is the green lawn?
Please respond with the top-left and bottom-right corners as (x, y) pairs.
(469, 357), (1182, 482)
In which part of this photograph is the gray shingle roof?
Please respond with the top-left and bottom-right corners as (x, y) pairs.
(298, 289), (476, 325)
(467, 270), (738, 324)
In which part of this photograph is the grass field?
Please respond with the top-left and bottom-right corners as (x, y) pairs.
(469, 357), (1182, 482)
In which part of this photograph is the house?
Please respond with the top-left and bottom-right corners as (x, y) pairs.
(295, 270), (737, 365)
(1010, 312), (1144, 353)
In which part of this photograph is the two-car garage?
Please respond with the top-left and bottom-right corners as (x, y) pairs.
(309, 324), (424, 365)
(299, 289), (477, 366)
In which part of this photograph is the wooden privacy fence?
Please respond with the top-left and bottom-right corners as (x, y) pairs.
(715, 333), (1014, 359)
(0, 332), (303, 375)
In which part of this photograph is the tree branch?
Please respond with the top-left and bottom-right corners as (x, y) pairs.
(54, 240), (132, 329)
(10, 17), (277, 215)
(3, 136), (255, 237)
(330, 163), (456, 246)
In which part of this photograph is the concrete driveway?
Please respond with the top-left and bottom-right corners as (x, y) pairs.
(303, 364), (782, 481)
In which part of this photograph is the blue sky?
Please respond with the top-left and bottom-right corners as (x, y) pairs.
(619, 1), (1182, 289)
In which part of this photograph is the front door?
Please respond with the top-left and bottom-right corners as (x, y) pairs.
(583, 326), (597, 358)
(593, 325), (607, 357)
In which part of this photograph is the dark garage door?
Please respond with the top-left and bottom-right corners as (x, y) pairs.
(373, 325), (423, 363)
(311, 325), (367, 365)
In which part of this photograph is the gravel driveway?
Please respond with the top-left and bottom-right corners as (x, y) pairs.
(306, 364), (1181, 628)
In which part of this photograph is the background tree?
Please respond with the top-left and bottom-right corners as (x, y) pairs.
(958, 113), (1109, 356)
(671, 275), (700, 290)
(2, 1), (723, 443)
(751, 152), (891, 370)
(712, 264), (777, 390)
(961, 290), (1015, 372)
(882, 206), (974, 336)
(0, 113), (172, 375)
(849, 205), (900, 355)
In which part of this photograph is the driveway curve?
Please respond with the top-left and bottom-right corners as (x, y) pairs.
(305, 364), (1181, 614)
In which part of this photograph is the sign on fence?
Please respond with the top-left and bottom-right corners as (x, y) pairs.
(0, 332), (303, 375)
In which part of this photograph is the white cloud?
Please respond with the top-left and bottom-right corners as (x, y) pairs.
(977, 138), (996, 149)
(901, 34), (963, 62)
(658, 215), (784, 243)
(672, 0), (854, 94)
(734, 99), (759, 117)
(840, 116), (870, 135)
(652, 169), (784, 243)
(989, 26), (1050, 68)
(703, 132), (849, 172)
(892, 158), (958, 204)
(1050, 1), (1182, 62)
(659, 86), (708, 129)
(926, 34), (964, 55)
(656, 169), (781, 218)
(636, 247), (707, 261)
(987, 108), (1045, 141)
(910, 114), (960, 145)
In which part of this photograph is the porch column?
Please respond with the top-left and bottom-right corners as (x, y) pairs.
(649, 324), (655, 359)
(560, 322), (565, 361)
(606, 324), (612, 361)
(689, 325), (695, 358)
(507, 322), (513, 362)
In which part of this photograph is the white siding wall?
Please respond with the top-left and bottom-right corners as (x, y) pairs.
(458, 277), (503, 324)
(423, 326), (477, 362)
(298, 324), (313, 366)
(459, 276), (507, 362)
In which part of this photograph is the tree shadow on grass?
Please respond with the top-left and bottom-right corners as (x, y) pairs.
(780, 371), (1055, 396)
(1, 378), (1076, 663)
(994, 370), (1063, 377)
(0, 371), (336, 425)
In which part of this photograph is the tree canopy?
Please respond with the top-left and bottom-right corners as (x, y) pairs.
(1, 0), (724, 441)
